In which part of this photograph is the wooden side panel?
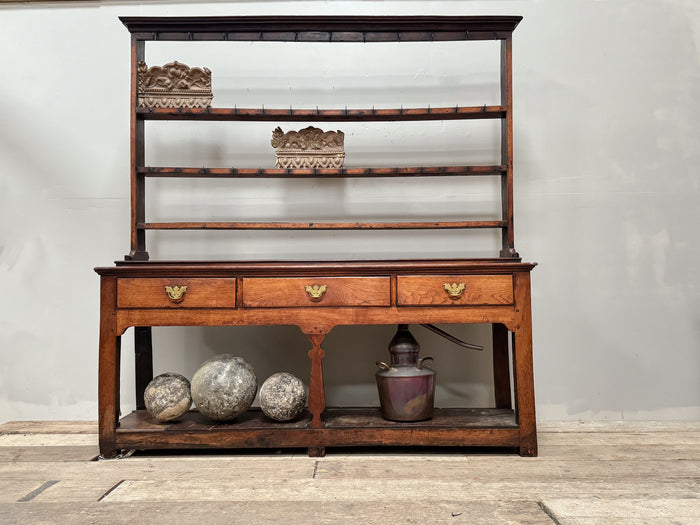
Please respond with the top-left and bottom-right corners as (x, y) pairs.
(117, 278), (237, 308)
(241, 277), (390, 307)
(397, 275), (513, 306)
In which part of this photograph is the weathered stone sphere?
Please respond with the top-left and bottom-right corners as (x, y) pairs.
(191, 354), (257, 421)
(144, 372), (192, 422)
(260, 372), (307, 421)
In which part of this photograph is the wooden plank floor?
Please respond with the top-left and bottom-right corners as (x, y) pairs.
(0, 421), (698, 524)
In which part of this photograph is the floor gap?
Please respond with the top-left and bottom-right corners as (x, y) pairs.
(537, 501), (563, 525)
(98, 480), (126, 502)
(18, 480), (59, 502)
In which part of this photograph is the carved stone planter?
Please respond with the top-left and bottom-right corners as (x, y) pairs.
(271, 126), (345, 169)
(137, 61), (213, 109)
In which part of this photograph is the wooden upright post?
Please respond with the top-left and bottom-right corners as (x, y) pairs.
(492, 323), (512, 409)
(134, 327), (153, 410)
(500, 35), (518, 258)
(127, 36), (148, 261)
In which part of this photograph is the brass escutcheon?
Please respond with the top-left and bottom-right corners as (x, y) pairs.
(443, 282), (466, 298)
(304, 284), (328, 300)
(165, 285), (188, 303)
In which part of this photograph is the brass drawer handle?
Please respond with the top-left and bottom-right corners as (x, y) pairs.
(443, 282), (466, 298)
(305, 284), (328, 300)
(165, 285), (188, 303)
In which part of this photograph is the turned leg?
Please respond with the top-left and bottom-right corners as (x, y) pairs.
(302, 331), (329, 457)
(512, 272), (537, 457)
(304, 333), (327, 430)
(98, 276), (122, 459)
(492, 323), (512, 409)
(134, 327), (153, 410)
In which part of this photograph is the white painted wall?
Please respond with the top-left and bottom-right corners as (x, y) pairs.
(1, 1), (698, 423)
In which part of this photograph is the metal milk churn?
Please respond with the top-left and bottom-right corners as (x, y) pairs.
(375, 324), (484, 422)
(375, 324), (436, 421)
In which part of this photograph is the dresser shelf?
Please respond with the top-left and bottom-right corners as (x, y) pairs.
(137, 105), (507, 122)
(116, 408), (519, 451)
(138, 165), (506, 178)
(136, 221), (507, 231)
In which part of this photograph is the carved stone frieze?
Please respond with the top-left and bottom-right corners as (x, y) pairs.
(271, 126), (345, 169)
(137, 61), (213, 109)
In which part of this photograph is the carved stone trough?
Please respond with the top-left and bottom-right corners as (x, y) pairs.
(271, 126), (345, 169)
(137, 61), (213, 109)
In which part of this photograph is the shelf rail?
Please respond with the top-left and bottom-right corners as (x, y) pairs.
(138, 165), (506, 178)
(137, 221), (507, 231)
(137, 106), (507, 122)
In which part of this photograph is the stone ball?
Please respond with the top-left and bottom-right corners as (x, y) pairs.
(144, 372), (192, 422)
(191, 354), (257, 422)
(260, 372), (307, 422)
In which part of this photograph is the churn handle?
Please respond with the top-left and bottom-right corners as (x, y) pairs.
(420, 324), (484, 351)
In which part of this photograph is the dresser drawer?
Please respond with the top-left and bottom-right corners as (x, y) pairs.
(397, 275), (513, 306)
(117, 278), (237, 308)
(242, 277), (390, 308)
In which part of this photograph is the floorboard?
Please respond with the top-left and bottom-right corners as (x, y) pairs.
(0, 420), (697, 524)
(0, 501), (553, 525)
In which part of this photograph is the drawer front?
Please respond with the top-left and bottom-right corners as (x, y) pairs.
(117, 278), (237, 308)
(397, 275), (513, 306)
(242, 277), (390, 308)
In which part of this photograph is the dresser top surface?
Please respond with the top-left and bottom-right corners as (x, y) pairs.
(96, 258), (536, 276)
